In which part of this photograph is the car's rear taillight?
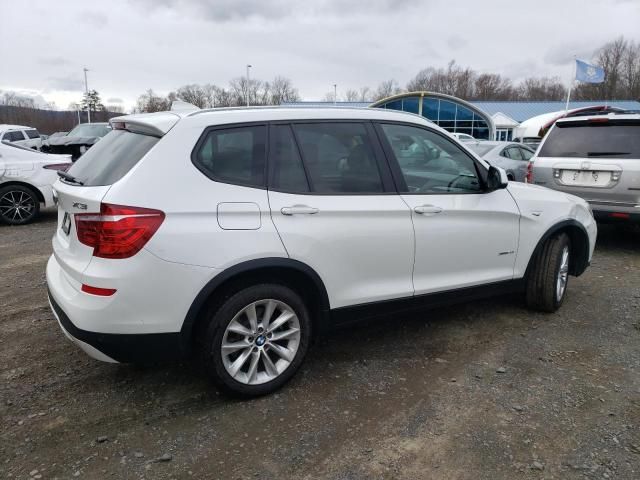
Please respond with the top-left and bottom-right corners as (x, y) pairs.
(525, 162), (534, 183)
(43, 163), (71, 171)
(75, 203), (165, 259)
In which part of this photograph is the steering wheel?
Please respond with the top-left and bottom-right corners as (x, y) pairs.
(446, 174), (470, 190)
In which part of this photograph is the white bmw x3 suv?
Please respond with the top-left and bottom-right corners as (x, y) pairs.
(47, 106), (597, 396)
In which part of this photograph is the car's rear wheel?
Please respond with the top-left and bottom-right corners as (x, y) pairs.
(199, 284), (311, 397)
(525, 233), (571, 312)
(0, 185), (40, 225)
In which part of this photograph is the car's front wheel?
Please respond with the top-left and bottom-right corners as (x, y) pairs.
(200, 284), (311, 397)
(0, 185), (40, 225)
(525, 233), (571, 312)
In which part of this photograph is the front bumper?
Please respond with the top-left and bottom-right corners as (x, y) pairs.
(48, 290), (185, 363)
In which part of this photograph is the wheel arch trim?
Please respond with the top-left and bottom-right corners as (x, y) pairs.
(180, 257), (331, 343)
(0, 180), (45, 203)
(524, 219), (591, 279)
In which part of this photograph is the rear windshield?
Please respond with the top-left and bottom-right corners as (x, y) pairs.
(467, 144), (494, 156)
(539, 122), (640, 159)
(67, 130), (158, 186)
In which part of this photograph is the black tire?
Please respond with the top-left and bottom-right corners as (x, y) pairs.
(0, 185), (40, 225)
(199, 283), (311, 397)
(525, 233), (571, 312)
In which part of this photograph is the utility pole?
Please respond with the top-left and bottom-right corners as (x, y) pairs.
(246, 64), (252, 107)
(333, 84), (337, 105)
(83, 68), (91, 123)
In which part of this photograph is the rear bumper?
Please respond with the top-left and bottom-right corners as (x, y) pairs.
(593, 210), (640, 223)
(588, 201), (640, 222)
(48, 290), (185, 363)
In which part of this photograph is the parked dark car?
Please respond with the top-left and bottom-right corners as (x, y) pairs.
(42, 123), (111, 160)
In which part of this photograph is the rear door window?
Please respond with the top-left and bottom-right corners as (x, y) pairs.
(269, 124), (310, 193)
(292, 123), (384, 193)
(193, 125), (267, 188)
(66, 130), (159, 186)
(539, 122), (640, 159)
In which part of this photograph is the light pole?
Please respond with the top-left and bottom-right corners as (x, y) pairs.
(246, 64), (252, 107)
(333, 84), (337, 105)
(83, 67), (91, 123)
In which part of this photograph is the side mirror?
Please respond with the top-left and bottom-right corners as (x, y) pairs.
(487, 165), (509, 190)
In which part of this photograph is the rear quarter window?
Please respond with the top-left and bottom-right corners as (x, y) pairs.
(192, 125), (267, 188)
(539, 122), (640, 159)
(66, 130), (159, 186)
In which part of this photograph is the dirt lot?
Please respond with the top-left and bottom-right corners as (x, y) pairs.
(1, 210), (639, 479)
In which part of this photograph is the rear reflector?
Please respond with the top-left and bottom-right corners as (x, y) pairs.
(43, 163), (71, 171)
(610, 212), (630, 219)
(81, 284), (117, 296)
(75, 203), (165, 259)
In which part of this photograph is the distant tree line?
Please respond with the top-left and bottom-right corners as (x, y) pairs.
(134, 37), (640, 113)
(135, 76), (301, 112)
(0, 90), (121, 134)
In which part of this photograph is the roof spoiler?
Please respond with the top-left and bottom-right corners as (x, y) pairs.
(171, 101), (200, 113)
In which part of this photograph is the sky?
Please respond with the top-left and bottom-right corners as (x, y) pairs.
(1, 0), (639, 111)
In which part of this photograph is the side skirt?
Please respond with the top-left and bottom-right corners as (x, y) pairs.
(329, 279), (525, 327)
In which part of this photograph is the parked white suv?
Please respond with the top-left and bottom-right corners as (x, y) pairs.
(0, 124), (43, 150)
(47, 107), (597, 396)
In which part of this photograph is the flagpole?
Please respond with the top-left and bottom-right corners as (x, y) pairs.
(565, 56), (576, 112)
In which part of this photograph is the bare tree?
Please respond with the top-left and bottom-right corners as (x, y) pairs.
(373, 79), (403, 101)
(175, 84), (211, 108)
(359, 86), (372, 102)
(135, 89), (171, 113)
(517, 77), (567, 101)
(472, 74), (514, 100)
(268, 76), (300, 104)
(343, 89), (360, 102)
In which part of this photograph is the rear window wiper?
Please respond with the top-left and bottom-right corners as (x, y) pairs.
(57, 171), (84, 185)
(587, 151), (630, 157)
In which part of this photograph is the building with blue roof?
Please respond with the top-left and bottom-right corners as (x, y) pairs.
(283, 95), (640, 141)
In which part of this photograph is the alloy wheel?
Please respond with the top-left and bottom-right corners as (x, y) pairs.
(221, 299), (301, 385)
(556, 245), (570, 301)
(0, 190), (36, 223)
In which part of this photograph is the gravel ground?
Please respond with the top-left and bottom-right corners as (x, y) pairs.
(1, 210), (639, 479)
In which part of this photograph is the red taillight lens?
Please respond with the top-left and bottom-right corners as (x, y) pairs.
(75, 203), (165, 259)
(81, 284), (117, 296)
(525, 162), (534, 183)
(43, 163), (71, 171)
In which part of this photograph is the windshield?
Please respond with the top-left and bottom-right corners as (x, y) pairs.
(67, 124), (112, 138)
(539, 122), (640, 158)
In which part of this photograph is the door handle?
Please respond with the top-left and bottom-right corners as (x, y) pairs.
(414, 205), (443, 215)
(281, 205), (319, 216)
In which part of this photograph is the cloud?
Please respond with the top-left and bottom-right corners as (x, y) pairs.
(106, 97), (123, 103)
(46, 76), (84, 91)
(79, 11), (109, 27)
(38, 56), (71, 67)
(133, 0), (420, 22)
(447, 36), (467, 51)
(544, 42), (602, 66)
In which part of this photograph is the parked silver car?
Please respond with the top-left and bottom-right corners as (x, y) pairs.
(466, 141), (534, 182)
(532, 113), (640, 223)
